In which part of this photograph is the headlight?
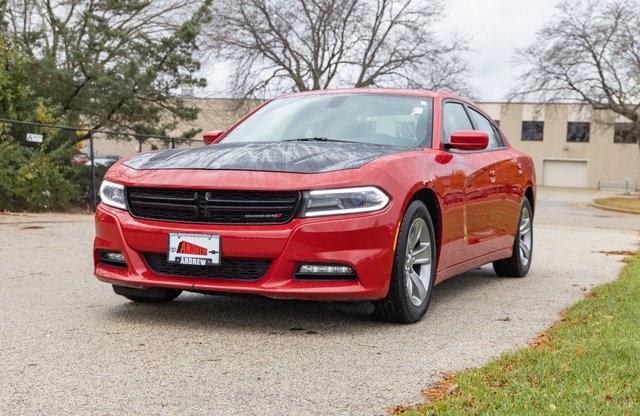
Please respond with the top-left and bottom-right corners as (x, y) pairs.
(99, 180), (126, 210)
(299, 186), (390, 217)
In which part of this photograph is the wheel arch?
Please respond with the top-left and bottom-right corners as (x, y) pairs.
(524, 186), (535, 216)
(407, 187), (442, 269)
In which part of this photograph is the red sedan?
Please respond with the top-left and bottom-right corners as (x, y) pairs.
(95, 89), (535, 323)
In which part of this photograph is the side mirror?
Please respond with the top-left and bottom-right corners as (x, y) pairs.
(203, 130), (224, 145)
(445, 130), (488, 151)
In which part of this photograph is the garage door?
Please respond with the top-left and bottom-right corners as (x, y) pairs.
(543, 159), (589, 188)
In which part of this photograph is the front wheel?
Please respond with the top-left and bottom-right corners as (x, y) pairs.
(374, 200), (436, 323)
(493, 199), (533, 277)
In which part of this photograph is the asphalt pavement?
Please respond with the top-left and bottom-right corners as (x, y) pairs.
(1, 188), (638, 416)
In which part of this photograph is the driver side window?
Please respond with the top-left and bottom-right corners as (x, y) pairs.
(442, 102), (472, 143)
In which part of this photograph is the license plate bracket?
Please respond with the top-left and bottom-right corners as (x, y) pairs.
(167, 233), (220, 266)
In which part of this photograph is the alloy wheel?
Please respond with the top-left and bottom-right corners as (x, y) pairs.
(518, 206), (533, 266)
(404, 217), (433, 307)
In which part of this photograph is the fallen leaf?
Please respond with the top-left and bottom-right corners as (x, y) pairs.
(446, 384), (459, 396)
(386, 404), (415, 414)
(422, 373), (459, 401)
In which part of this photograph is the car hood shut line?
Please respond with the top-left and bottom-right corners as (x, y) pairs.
(123, 141), (412, 174)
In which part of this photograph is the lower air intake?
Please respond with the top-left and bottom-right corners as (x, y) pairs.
(143, 253), (270, 281)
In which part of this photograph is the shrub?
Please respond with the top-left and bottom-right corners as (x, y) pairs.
(12, 153), (80, 211)
(0, 142), (82, 212)
(0, 141), (28, 210)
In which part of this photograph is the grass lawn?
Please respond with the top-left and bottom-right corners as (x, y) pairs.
(397, 252), (640, 416)
(593, 197), (640, 214)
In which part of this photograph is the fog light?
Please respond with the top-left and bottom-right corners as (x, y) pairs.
(295, 263), (355, 280)
(99, 250), (127, 268)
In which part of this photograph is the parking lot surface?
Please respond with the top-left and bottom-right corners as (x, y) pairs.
(1, 188), (638, 415)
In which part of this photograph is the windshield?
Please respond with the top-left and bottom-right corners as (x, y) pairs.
(221, 94), (433, 147)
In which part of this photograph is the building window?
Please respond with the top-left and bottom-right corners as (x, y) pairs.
(614, 123), (637, 144)
(522, 121), (543, 141)
(567, 122), (590, 142)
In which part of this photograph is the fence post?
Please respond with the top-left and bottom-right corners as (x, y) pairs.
(89, 131), (97, 212)
(171, 138), (175, 149)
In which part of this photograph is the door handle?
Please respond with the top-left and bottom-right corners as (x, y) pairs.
(489, 170), (497, 183)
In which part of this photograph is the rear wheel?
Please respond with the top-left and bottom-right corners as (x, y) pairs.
(493, 199), (533, 277)
(374, 200), (436, 323)
(112, 285), (182, 303)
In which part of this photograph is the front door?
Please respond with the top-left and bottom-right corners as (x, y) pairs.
(442, 102), (501, 262)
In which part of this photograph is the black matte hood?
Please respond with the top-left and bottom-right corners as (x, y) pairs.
(123, 141), (413, 174)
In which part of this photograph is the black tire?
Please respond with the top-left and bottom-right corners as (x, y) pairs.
(374, 200), (437, 323)
(493, 198), (533, 277)
(112, 285), (182, 303)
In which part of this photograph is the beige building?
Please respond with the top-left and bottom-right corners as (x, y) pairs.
(88, 98), (250, 157)
(479, 102), (639, 191)
(100, 97), (639, 191)
(177, 98), (253, 134)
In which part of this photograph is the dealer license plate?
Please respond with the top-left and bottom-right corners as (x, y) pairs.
(167, 233), (220, 266)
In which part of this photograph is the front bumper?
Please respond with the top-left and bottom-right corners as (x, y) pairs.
(93, 203), (399, 301)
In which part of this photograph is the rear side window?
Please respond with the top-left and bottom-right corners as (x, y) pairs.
(468, 108), (502, 149)
(442, 102), (472, 143)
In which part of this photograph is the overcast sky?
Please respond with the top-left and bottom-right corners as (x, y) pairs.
(199, 0), (560, 101)
(443, 0), (558, 100)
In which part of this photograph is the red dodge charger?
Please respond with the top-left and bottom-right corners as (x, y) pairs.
(94, 89), (535, 323)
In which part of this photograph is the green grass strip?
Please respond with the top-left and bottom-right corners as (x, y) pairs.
(400, 252), (640, 416)
(593, 197), (640, 214)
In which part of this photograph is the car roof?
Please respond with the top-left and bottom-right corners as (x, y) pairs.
(272, 88), (470, 103)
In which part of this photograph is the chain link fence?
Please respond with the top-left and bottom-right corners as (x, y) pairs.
(0, 118), (199, 211)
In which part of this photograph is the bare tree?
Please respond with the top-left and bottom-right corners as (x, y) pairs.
(514, 0), (640, 143)
(208, 0), (469, 98)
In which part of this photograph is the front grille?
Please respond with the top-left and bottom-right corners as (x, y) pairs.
(143, 253), (271, 281)
(127, 188), (301, 224)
